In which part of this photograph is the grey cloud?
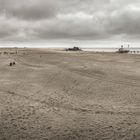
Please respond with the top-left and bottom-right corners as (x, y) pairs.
(0, 0), (57, 20)
(57, 0), (110, 14)
(32, 15), (109, 40)
(0, 16), (18, 38)
(0, 0), (140, 42)
(106, 8), (140, 36)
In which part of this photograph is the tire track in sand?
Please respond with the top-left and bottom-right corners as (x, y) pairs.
(14, 56), (140, 88)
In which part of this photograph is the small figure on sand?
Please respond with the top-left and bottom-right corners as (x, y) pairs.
(9, 62), (13, 66)
(9, 62), (16, 66)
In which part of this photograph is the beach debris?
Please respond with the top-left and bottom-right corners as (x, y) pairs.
(4, 52), (8, 55)
(117, 45), (130, 53)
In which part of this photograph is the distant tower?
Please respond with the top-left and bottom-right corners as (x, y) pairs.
(128, 44), (130, 49)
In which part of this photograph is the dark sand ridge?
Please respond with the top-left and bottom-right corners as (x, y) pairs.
(0, 49), (140, 140)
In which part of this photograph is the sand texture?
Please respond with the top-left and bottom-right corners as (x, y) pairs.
(0, 49), (140, 140)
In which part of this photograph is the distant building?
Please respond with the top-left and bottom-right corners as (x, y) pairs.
(65, 46), (82, 51)
(117, 45), (130, 53)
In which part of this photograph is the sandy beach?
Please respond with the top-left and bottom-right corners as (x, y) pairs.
(0, 48), (140, 140)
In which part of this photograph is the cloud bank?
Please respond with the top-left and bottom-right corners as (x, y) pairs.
(0, 0), (140, 45)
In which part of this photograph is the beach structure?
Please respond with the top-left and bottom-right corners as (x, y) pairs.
(65, 46), (81, 51)
(118, 45), (130, 53)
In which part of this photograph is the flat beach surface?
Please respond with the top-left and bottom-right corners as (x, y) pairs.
(0, 49), (140, 140)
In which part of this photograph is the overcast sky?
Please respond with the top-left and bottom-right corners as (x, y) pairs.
(0, 0), (140, 48)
